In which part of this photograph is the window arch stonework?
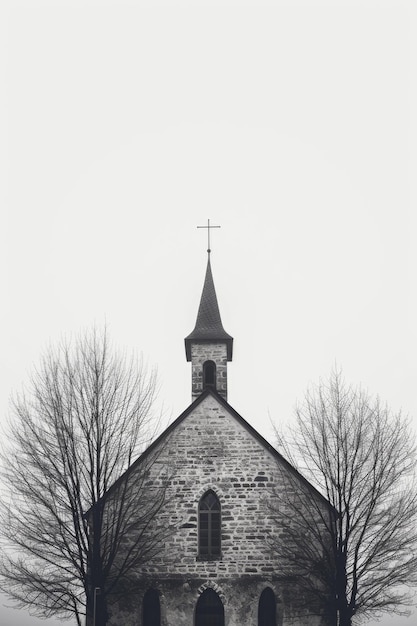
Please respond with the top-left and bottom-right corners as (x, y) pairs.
(196, 484), (225, 500)
(196, 580), (226, 603)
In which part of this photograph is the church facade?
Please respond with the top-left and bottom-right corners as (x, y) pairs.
(106, 253), (330, 626)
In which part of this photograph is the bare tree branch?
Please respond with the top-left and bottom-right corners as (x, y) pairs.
(0, 327), (169, 625)
(269, 369), (417, 626)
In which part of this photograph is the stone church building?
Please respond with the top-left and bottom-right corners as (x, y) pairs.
(105, 252), (331, 626)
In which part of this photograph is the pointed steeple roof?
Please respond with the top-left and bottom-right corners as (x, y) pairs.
(185, 254), (233, 361)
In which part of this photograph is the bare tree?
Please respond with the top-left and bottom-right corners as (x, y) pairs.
(0, 328), (169, 626)
(269, 370), (417, 626)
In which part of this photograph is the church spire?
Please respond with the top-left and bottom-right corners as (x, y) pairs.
(185, 254), (233, 361)
(185, 252), (233, 400)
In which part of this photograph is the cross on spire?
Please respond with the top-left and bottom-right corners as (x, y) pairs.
(197, 219), (221, 254)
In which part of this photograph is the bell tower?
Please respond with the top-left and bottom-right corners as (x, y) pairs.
(185, 251), (233, 401)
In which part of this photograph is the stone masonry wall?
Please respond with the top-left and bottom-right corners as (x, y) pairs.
(190, 343), (228, 400)
(108, 394), (326, 626)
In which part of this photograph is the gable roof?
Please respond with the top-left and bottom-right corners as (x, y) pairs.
(98, 388), (332, 512)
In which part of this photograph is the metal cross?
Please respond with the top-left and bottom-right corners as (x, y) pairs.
(197, 219), (221, 253)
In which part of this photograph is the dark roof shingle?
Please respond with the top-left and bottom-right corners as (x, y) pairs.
(184, 256), (233, 361)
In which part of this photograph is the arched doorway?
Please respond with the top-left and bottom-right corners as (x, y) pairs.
(258, 587), (276, 626)
(143, 588), (161, 626)
(195, 588), (224, 626)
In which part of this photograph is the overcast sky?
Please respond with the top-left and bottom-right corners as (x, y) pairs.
(1, 0), (416, 624)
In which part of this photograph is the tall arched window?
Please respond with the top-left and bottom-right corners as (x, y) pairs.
(195, 588), (224, 626)
(258, 587), (276, 626)
(203, 360), (216, 389)
(143, 588), (161, 626)
(198, 490), (221, 559)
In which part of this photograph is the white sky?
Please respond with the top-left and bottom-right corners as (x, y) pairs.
(1, 0), (416, 624)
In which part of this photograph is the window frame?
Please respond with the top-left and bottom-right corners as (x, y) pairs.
(203, 360), (216, 389)
(198, 490), (221, 560)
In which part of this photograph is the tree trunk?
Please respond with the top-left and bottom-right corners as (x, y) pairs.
(338, 610), (352, 626)
(86, 505), (107, 626)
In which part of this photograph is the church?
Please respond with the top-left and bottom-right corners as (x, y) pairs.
(104, 246), (331, 626)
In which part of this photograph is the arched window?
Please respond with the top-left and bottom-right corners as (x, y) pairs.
(203, 360), (216, 389)
(198, 490), (221, 559)
(195, 588), (224, 626)
(143, 588), (161, 626)
(258, 587), (276, 626)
